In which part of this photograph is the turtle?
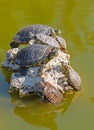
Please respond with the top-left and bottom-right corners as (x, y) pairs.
(14, 44), (58, 75)
(61, 63), (81, 90)
(40, 81), (63, 104)
(29, 34), (67, 53)
(10, 24), (60, 48)
(67, 68), (81, 91)
(55, 35), (67, 52)
(29, 34), (61, 48)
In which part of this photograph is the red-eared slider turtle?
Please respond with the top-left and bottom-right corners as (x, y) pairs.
(29, 34), (67, 52)
(29, 34), (60, 48)
(55, 36), (67, 52)
(68, 68), (81, 91)
(61, 63), (81, 90)
(14, 44), (58, 75)
(41, 82), (63, 104)
(10, 24), (60, 48)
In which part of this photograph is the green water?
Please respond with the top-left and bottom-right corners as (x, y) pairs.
(0, 0), (94, 130)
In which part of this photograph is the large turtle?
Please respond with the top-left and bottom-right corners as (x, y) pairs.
(10, 24), (60, 48)
(14, 44), (58, 75)
(40, 81), (63, 104)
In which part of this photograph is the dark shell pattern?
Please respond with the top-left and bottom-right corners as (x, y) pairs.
(35, 34), (60, 48)
(56, 36), (67, 50)
(14, 44), (57, 67)
(13, 24), (54, 43)
(44, 83), (63, 104)
(68, 68), (81, 90)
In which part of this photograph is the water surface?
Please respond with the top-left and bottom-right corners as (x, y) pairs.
(0, 0), (94, 130)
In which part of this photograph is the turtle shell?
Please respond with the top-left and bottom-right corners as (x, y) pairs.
(68, 68), (81, 90)
(44, 82), (63, 104)
(34, 34), (60, 48)
(13, 24), (56, 43)
(14, 44), (58, 67)
(56, 36), (67, 51)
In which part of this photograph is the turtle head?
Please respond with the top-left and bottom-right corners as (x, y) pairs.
(10, 41), (19, 48)
(50, 28), (61, 37)
(54, 28), (61, 35)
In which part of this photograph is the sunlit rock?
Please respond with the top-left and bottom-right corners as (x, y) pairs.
(2, 48), (19, 71)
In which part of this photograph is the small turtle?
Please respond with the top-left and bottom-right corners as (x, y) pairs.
(10, 24), (60, 48)
(41, 81), (63, 104)
(68, 68), (81, 91)
(55, 36), (67, 52)
(14, 44), (58, 75)
(61, 63), (81, 90)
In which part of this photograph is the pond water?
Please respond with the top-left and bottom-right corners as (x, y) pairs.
(0, 0), (94, 130)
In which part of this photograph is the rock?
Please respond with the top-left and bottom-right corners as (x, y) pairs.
(2, 59), (9, 68)
(10, 73), (25, 91)
(41, 50), (67, 92)
(2, 59), (19, 71)
(41, 50), (71, 92)
(6, 48), (18, 60)
(2, 48), (19, 71)
(9, 67), (43, 97)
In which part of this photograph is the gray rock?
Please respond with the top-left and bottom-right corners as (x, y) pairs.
(2, 48), (19, 71)
(6, 48), (18, 60)
(9, 67), (43, 97)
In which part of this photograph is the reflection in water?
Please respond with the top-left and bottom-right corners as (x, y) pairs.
(1, 67), (12, 84)
(10, 92), (75, 130)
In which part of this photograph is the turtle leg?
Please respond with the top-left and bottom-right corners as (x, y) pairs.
(10, 41), (19, 48)
(38, 92), (46, 102)
(48, 48), (58, 60)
